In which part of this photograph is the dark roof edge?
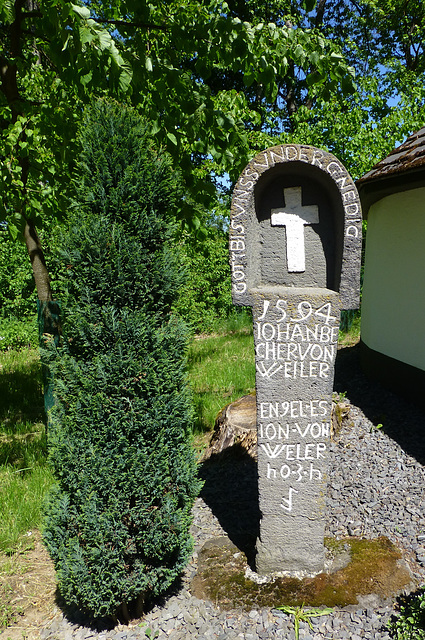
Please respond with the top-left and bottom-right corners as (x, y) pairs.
(356, 168), (425, 218)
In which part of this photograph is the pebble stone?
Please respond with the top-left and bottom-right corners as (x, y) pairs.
(38, 358), (425, 640)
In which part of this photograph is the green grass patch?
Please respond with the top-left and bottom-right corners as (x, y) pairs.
(338, 309), (361, 347)
(0, 315), (38, 351)
(0, 348), (45, 426)
(0, 466), (54, 554)
(188, 321), (255, 433)
(202, 308), (252, 336)
(0, 349), (54, 554)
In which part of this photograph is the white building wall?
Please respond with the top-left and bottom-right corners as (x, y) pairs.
(361, 187), (425, 371)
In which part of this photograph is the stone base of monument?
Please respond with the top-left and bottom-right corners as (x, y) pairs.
(191, 535), (415, 611)
(245, 540), (352, 585)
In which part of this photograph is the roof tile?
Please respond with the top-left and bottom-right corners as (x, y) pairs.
(358, 127), (425, 184)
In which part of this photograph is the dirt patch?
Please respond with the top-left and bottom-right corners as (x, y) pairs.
(191, 535), (414, 610)
(0, 531), (57, 640)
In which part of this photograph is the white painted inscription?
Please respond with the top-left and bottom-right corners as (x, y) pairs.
(253, 295), (338, 515)
(281, 487), (298, 512)
(259, 417), (329, 496)
(229, 235), (246, 293)
(271, 187), (319, 272)
(254, 298), (339, 379)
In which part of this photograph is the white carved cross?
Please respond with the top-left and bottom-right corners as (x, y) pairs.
(271, 187), (319, 272)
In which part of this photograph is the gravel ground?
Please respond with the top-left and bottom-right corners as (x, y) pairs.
(39, 345), (425, 640)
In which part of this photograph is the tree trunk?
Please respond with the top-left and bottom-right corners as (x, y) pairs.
(314, 0), (327, 28)
(1, 1), (53, 304)
(24, 219), (53, 302)
(26, 220), (60, 418)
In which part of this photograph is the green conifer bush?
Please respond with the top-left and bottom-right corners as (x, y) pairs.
(43, 101), (201, 620)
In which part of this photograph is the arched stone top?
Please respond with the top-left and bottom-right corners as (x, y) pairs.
(229, 144), (362, 309)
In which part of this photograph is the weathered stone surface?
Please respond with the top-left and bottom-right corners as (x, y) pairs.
(229, 144), (362, 577)
(229, 144), (362, 310)
(251, 289), (339, 576)
(191, 534), (413, 610)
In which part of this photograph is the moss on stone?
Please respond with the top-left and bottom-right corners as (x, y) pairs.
(191, 535), (412, 610)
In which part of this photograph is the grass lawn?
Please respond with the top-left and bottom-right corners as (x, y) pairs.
(188, 324), (255, 435)
(0, 349), (54, 555)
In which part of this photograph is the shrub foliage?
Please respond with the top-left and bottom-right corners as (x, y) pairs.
(389, 589), (425, 639)
(174, 225), (235, 333)
(43, 101), (201, 619)
(0, 226), (37, 319)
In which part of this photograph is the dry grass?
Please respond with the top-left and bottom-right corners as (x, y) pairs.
(0, 531), (57, 640)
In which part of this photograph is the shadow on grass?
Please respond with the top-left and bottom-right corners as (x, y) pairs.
(0, 432), (47, 468)
(0, 352), (47, 468)
(0, 361), (45, 431)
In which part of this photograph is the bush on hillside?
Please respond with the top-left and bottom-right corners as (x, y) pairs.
(0, 315), (38, 350)
(0, 226), (37, 320)
(174, 225), (238, 333)
(43, 101), (201, 620)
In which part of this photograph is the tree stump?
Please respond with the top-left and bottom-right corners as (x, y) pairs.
(202, 394), (257, 460)
(201, 394), (351, 462)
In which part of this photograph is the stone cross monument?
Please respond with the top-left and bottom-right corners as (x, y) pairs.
(229, 145), (361, 577)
